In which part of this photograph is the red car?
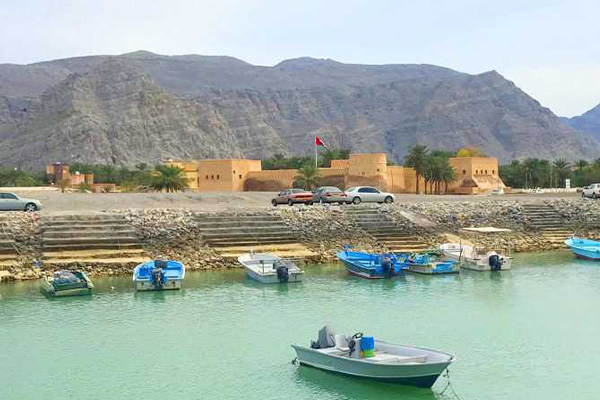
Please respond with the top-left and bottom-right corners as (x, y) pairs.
(272, 188), (314, 206)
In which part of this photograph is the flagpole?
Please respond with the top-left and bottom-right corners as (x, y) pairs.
(315, 139), (318, 169)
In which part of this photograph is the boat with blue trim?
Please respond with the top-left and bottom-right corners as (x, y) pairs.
(292, 326), (456, 388)
(41, 270), (94, 297)
(565, 237), (600, 261)
(395, 251), (459, 275)
(336, 246), (407, 279)
(133, 260), (185, 291)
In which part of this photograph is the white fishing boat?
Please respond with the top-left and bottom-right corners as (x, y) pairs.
(292, 326), (455, 388)
(440, 243), (512, 271)
(238, 252), (303, 283)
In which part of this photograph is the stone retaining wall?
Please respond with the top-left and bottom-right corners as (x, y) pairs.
(1, 199), (599, 281)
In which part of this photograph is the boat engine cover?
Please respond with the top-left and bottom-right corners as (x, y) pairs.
(276, 266), (289, 282)
(489, 254), (502, 271)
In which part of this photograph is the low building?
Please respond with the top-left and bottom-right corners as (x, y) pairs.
(167, 153), (505, 194)
(46, 163), (94, 187)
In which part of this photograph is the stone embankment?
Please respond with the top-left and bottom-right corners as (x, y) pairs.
(1, 198), (599, 281)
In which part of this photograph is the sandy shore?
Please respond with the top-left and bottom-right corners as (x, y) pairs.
(0, 189), (581, 214)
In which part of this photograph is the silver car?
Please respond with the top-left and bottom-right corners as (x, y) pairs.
(0, 192), (42, 212)
(582, 183), (600, 199)
(312, 186), (349, 204)
(345, 186), (395, 205)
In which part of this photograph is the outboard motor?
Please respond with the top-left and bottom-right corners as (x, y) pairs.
(151, 267), (166, 288)
(381, 257), (394, 279)
(276, 265), (289, 283)
(489, 254), (503, 271)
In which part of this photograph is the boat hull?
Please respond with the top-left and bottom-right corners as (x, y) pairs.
(41, 274), (93, 297)
(292, 345), (452, 388)
(134, 279), (183, 291)
(443, 252), (512, 271)
(244, 266), (303, 284)
(407, 263), (460, 275)
(565, 238), (600, 260)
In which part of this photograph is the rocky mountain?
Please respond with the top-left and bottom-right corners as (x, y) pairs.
(561, 104), (600, 142)
(1, 51), (599, 169)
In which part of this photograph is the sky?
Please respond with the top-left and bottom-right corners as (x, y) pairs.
(1, 0), (598, 117)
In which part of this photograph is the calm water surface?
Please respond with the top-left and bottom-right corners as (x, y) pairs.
(1, 251), (600, 400)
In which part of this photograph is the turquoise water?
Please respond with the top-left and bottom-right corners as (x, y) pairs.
(2, 251), (600, 400)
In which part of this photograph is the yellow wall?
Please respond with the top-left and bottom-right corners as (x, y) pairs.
(164, 153), (505, 194)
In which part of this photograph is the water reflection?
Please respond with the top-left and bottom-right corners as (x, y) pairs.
(295, 365), (442, 400)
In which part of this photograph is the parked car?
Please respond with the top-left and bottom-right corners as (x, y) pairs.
(345, 186), (395, 204)
(271, 188), (313, 206)
(0, 192), (42, 212)
(582, 184), (600, 199)
(312, 186), (349, 205)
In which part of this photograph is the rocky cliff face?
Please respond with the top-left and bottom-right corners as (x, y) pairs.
(1, 51), (598, 169)
(562, 104), (600, 142)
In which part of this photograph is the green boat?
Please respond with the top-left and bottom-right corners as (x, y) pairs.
(41, 271), (94, 297)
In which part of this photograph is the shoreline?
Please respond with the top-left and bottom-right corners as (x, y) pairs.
(1, 197), (599, 282)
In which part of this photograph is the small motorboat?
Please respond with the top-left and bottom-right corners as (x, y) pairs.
(336, 246), (407, 279)
(440, 243), (511, 271)
(238, 252), (303, 283)
(292, 326), (455, 388)
(133, 260), (185, 291)
(41, 270), (94, 297)
(565, 237), (600, 260)
(395, 251), (459, 275)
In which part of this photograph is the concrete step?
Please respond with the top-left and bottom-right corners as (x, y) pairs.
(43, 214), (127, 221)
(195, 221), (287, 228)
(43, 237), (140, 246)
(42, 230), (137, 239)
(42, 243), (143, 252)
(42, 248), (147, 260)
(42, 224), (134, 232)
(199, 227), (290, 236)
(42, 257), (148, 267)
(377, 240), (426, 246)
(206, 238), (299, 247)
(42, 219), (130, 227)
(215, 243), (314, 260)
(196, 215), (283, 223)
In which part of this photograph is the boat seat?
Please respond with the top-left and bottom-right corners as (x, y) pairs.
(317, 347), (346, 356)
(366, 352), (428, 364)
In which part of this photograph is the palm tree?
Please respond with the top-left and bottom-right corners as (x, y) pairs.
(320, 148), (351, 167)
(150, 165), (189, 193)
(552, 158), (572, 188)
(575, 159), (588, 176)
(294, 162), (320, 190)
(441, 161), (456, 193)
(404, 144), (429, 194)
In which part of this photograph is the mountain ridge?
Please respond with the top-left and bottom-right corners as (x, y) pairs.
(1, 51), (598, 169)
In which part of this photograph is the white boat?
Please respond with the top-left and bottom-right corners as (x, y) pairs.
(440, 243), (511, 271)
(292, 326), (455, 388)
(238, 252), (303, 283)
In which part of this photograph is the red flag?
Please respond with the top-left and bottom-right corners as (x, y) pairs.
(315, 135), (325, 146)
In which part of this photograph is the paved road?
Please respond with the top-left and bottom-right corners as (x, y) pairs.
(1, 189), (581, 214)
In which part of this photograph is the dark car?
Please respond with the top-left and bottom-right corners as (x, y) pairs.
(271, 188), (314, 206)
(312, 186), (349, 205)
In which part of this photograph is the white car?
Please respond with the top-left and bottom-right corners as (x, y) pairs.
(344, 186), (395, 204)
(582, 183), (600, 199)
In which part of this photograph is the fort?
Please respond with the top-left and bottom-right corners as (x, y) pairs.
(167, 153), (505, 194)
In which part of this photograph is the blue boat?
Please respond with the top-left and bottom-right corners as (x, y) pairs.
(565, 237), (600, 261)
(133, 260), (185, 291)
(336, 246), (408, 279)
(395, 252), (459, 275)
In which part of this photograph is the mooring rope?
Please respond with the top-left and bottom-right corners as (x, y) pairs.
(438, 368), (465, 399)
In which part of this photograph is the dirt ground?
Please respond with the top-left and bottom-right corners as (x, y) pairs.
(2, 188), (582, 214)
